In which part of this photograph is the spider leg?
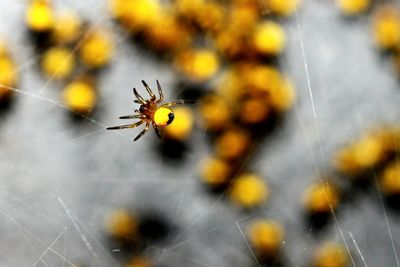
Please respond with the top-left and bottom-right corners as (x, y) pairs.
(106, 120), (144, 130)
(152, 121), (162, 139)
(142, 80), (156, 100)
(161, 100), (194, 108)
(119, 114), (145, 119)
(133, 88), (145, 103)
(134, 121), (150, 141)
(156, 80), (164, 103)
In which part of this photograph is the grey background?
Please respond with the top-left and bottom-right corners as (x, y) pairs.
(0, 0), (399, 266)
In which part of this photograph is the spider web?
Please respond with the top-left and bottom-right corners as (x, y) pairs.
(0, 0), (399, 266)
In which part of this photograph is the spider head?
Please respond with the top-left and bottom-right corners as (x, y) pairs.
(154, 107), (174, 127)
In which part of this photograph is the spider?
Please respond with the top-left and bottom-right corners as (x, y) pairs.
(107, 80), (191, 141)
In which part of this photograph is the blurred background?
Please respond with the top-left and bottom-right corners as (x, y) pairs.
(0, 0), (400, 266)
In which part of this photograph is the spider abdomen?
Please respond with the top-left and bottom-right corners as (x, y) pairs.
(154, 107), (174, 127)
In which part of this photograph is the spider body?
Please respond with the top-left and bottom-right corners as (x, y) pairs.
(153, 107), (175, 126)
(107, 80), (189, 141)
